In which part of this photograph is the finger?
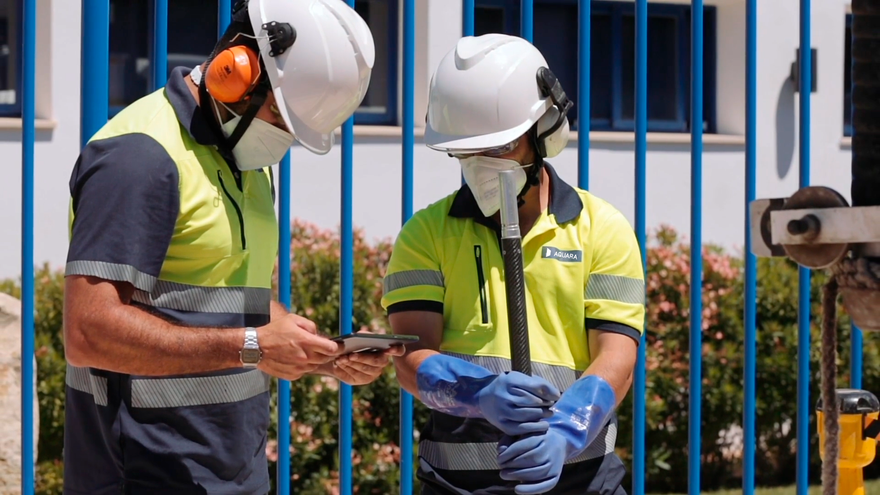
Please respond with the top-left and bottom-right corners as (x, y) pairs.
(496, 435), (545, 465)
(504, 407), (554, 424)
(302, 332), (343, 356)
(347, 352), (388, 367)
(336, 361), (374, 378)
(332, 365), (356, 384)
(385, 345), (406, 357)
(511, 379), (561, 403)
(338, 361), (384, 384)
(500, 463), (552, 482)
(293, 315), (318, 335)
(504, 422), (550, 436)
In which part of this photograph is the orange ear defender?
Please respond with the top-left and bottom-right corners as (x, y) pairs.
(205, 45), (262, 103)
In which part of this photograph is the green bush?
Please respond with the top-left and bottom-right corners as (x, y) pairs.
(5, 222), (880, 494)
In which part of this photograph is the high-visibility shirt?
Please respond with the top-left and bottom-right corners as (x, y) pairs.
(381, 163), (645, 494)
(63, 67), (277, 495)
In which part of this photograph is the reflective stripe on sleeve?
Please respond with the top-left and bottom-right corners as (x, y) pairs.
(66, 260), (157, 293)
(132, 282), (271, 315)
(383, 270), (445, 295)
(585, 274), (645, 305)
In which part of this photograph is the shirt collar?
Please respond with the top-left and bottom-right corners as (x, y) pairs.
(448, 162), (583, 225)
(166, 66), (221, 147)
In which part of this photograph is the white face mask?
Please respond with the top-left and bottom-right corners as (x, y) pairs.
(213, 99), (295, 171)
(459, 156), (529, 217)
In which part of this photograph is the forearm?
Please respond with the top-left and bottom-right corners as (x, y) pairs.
(65, 302), (244, 376)
(580, 352), (634, 408)
(270, 300), (290, 321)
(393, 348), (439, 396)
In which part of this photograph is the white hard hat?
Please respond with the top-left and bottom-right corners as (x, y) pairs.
(425, 34), (572, 159)
(246, 0), (375, 155)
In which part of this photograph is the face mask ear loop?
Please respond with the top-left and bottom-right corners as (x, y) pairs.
(225, 89), (267, 149)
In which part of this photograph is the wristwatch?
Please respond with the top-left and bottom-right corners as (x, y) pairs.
(240, 327), (262, 368)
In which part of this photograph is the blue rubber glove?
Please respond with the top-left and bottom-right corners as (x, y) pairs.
(496, 374), (617, 495)
(416, 354), (562, 436)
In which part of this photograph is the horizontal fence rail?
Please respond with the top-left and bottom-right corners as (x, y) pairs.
(14, 0), (867, 493)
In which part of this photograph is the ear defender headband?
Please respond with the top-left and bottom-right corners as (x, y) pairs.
(534, 66), (573, 159)
(511, 66), (573, 205)
(200, 1), (297, 153)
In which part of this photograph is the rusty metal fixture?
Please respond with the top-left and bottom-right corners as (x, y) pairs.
(779, 186), (851, 269)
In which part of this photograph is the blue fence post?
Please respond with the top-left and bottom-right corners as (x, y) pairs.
(796, 1), (812, 493)
(339, 3), (356, 492)
(742, 0), (758, 494)
(218, 0), (232, 37)
(463, 0), (474, 37)
(21, 0), (36, 493)
(689, 2), (704, 494)
(152, 0), (168, 91)
(577, 0), (590, 190)
(399, 0), (416, 493)
(81, 0), (109, 147)
(277, 152), (293, 494)
(852, 322), (863, 389)
(633, 1), (648, 494)
(521, 0), (533, 42)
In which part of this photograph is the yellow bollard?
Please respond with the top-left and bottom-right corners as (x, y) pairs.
(817, 389), (880, 495)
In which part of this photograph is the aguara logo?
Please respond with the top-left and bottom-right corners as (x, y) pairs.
(542, 246), (582, 263)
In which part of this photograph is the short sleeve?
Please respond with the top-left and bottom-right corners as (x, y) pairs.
(584, 208), (646, 342)
(65, 133), (180, 293)
(381, 211), (444, 314)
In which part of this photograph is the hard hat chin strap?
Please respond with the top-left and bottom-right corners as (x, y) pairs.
(512, 128), (546, 209)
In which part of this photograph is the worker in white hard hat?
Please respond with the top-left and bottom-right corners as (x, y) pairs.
(62, 1), (401, 493)
(382, 34), (645, 494)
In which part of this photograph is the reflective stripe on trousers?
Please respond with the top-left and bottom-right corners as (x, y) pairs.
(419, 419), (618, 471)
(66, 365), (271, 408)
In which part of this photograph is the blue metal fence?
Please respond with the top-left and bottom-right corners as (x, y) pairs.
(15, 0), (863, 494)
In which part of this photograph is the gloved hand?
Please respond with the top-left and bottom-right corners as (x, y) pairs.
(496, 374), (617, 494)
(416, 354), (561, 436)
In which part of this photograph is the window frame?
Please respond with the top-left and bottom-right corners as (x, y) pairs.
(0, 0), (23, 117)
(472, 0), (717, 134)
(353, 0), (399, 126)
(108, 0), (400, 126)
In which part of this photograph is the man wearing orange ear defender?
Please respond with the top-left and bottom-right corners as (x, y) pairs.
(61, 1), (398, 493)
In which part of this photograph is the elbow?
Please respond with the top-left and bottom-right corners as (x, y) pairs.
(63, 312), (99, 368)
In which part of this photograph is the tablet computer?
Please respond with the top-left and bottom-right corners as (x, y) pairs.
(331, 334), (419, 354)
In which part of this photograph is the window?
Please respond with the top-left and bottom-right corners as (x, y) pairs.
(0, 0), (21, 117)
(353, 0), (398, 125)
(844, 13), (852, 137)
(109, 0), (398, 125)
(109, 0), (218, 115)
(474, 0), (717, 134)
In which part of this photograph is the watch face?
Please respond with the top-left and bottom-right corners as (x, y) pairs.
(241, 348), (261, 364)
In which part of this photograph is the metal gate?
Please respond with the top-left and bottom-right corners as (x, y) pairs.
(16, 0), (865, 494)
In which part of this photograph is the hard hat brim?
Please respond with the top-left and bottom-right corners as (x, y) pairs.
(424, 117), (535, 154)
(271, 85), (334, 155)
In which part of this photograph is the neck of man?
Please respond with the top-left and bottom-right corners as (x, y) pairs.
(491, 165), (550, 237)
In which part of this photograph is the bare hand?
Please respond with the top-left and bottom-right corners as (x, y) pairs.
(332, 344), (405, 386)
(257, 314), (342, 381)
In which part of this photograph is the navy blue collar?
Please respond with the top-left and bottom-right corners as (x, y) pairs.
(448, 162), (583, 225)
(165, 66), (222, 147)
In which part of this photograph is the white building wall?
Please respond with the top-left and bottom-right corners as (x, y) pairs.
(0, 0), (857, 279)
